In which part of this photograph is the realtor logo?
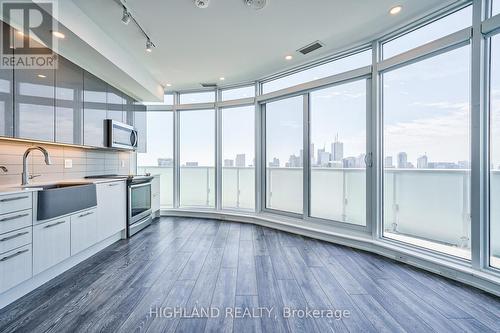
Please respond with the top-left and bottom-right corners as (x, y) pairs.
(1, 0), (58, 69)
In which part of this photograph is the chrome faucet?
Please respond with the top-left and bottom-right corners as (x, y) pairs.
(0, 166), (7, 173)
(22, 146), (52, 185)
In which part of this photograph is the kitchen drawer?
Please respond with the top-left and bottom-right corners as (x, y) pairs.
(0, 227), (32, 255)
(33, 217), (70, 275)
(0, 209), (32, 235)
(0, 193), (32, 215)
(0, 244), (32, 294)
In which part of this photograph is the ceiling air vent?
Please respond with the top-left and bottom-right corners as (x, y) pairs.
(298, 41), (324, 55)
(200, 83), (217, 88)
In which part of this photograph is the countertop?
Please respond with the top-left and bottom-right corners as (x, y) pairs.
(0, 177), (127, 196)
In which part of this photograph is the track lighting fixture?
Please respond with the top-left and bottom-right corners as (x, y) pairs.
(146, 39), (154, 53)
(121, 6), (131, 24)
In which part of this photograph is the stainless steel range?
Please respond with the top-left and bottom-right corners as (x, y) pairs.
(85, 174), (154, 237)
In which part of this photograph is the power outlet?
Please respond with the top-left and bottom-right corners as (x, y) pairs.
(64, 159), (73, 169)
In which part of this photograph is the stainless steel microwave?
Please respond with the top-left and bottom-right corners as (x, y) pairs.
(107, 120), (138, 150)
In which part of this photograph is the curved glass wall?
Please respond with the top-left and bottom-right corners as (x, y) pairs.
(139, 1), (500, 286)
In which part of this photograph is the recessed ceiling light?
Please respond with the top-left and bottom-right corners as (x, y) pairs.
(285, 55), (293, 60)
(52, 31), (65, 39)
(37, 74), (46, 78)
(389, 5), (402, 15)
(17, 31), (24, 36)
(166, 83), (172, 87)
(219, 77), (225, 81)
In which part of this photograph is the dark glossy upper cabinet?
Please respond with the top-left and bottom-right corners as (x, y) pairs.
(0, 21), (13, 137)
(106, 84), (124, 122)
(13, 28), (55, 142)
(55, 56), (83, 144)
(83, 71), (107, 147)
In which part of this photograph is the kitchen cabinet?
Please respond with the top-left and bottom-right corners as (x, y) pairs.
(55, 56), (84, 144)
(83, 71), (107, 147)
(0, 244), (32, 294)
(14, 55), (55, 142)
(124, 95), (135, 125)
(107, 84), (125, 122)
(0, 22), (14, 137)
(33, 217), (70, 275)
(96, 181), (126, 242)
(151, 175), (160, 214)
(70, 208), (97, 255)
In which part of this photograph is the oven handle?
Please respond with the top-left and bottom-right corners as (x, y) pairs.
(130, 182), (151, 189)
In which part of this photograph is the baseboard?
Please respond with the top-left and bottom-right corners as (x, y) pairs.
(0, 232), (122, 310)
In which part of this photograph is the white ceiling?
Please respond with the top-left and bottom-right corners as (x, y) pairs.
(71, 0), (458, 98)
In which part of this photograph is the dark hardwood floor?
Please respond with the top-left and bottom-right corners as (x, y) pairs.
(1, 217), (499, 333)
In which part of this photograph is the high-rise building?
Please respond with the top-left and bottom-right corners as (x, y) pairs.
(397, 152), (408, 168)
(332, 134), (344, 162)
(384, 156), (394, 168)
(417, 155), (428, 169)
(286, 154), (302, 168)
(224, 159), (234, 167)
(185, 162), (198, 167)
(269, 157), (280, 167)
(235, 154), (246, 167)
(158, 158), (173, 167)
(318, 150), (330, 167)
(343, 157), (356, 168)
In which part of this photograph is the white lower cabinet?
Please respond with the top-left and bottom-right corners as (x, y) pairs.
(70, 208), (97, 256)
(33, 218), (70, 275)
(96, 181), (126, 242)
(0, 244), (32, 294)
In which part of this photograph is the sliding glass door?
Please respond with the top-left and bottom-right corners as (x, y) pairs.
(382, 46), (471, 259)
(265, 96), (303, 214)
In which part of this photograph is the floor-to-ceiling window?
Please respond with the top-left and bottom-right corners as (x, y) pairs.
(382, 45), (471, 259)
(493, 0), (500, 16)
(179, 109), (215, 208)
(309, 80), (367, 226)
(264, 96), (303, 214)
(137, 111), (174, 208)
(221, 105), (255, 211)
(490, 34), (500, 269)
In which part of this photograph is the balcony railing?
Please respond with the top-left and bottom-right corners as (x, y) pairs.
(138, 166), (500, 260)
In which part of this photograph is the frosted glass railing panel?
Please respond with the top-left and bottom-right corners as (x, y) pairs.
(344, 170), (366, 226)
(180, 167), (215, 208)
(138, 166), (173, 208)
(310, 168), (366, 226)
(489, 171), (500, 262)
(310, 169), (344, 221)
(267, 168), (303, 214)
(384, 169), (470, 249)
(222, 167), (255, 211)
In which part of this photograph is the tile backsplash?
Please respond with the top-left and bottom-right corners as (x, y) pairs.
(0, 139), (134, 186)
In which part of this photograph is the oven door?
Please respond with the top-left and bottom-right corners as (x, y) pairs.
(107, 119), (138, 150)
(128, 182), (152, 225)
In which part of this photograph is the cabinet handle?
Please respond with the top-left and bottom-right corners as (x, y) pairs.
(0, 196), (29, 203)
(108, 183), (120, 187)
(0, 249), (28, 262)
(44, 220), (66, 229)
(0, 213), (29, 222)
(0, 231), (29, 242)
(78, 211), (94, 218)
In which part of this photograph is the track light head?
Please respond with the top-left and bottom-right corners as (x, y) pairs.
(121, 7), (131, 24)
(146, 39), (153, 53)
